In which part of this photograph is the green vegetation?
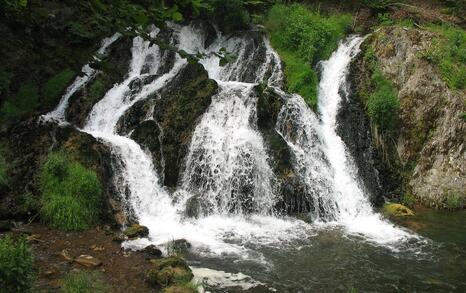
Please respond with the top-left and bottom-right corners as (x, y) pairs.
(61, 271), (108, 293)
(445, 191), (464, 210)
(0, 235), (34, 293)
(422, 24), (466, 90)
(0, 82), (39, 123)
(40, 152), (103, 231)
(264, 4), (351, 108)
(401, 193), (416, 208)
(43, 69), (75, 108)
(367, 69), (400, 133)
(363, 47), (400, 134)
(88, 80), (105, 103)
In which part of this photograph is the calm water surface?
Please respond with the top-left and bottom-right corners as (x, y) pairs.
(188, 210), (466, 293)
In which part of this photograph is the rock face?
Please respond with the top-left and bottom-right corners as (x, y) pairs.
(256, 87), (318, 214)
(118, 63), (218, 188)
(0, 118), (122, 223)
(66, 37), (133, 128)
(356, 26), (466, 208)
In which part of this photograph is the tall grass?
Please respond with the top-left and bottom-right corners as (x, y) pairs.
(265, 4), (351, 108)
(0, 235), (35, 293)
(61, 271), (108, 293)
(40, 152), (103, 231)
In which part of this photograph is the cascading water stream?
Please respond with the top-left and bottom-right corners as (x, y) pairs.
(275, 36), (415, 244)
(41, 33), (121, 123)
(45, 24), (421, 264)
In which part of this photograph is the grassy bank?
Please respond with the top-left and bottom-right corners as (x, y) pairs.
(264, 4), (352, 108)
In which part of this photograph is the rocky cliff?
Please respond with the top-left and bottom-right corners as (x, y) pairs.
(353, 26), (465, 208)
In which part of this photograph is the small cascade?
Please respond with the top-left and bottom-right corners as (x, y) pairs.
(180, 81), (276, 215)
(41, 33), (121, 123)
(176, 25), (278, 216)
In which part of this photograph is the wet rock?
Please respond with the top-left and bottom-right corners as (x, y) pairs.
(339, 60), (385, 207)
(152, 63), (218, 187)
(184, 196), (201, 218)
(142, 245), (163, 258)
(123, 224), (149, 239)
(163, 285), (197, 293)
(74, 254), (102, 267)
(383, 203), (415, 217)
(0, 220), (13, 231)
(66, 37), (132, 128)
(146, 256), (193, 288)
(172, 239), (192, 252)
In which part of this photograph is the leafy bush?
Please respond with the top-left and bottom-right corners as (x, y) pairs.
(43, 69), (75, 108)
(0, 235), (34, 293)
(265, 4), (351, 108)
(0, 82), (39, 123)
(423, 24), (466, 90)
(61, 271), (108, 293)
(40, 152), (103, 231)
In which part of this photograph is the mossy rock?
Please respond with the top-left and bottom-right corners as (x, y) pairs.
(383, 203), (415, 217)
(163, 285), (197, 293)
(146, 256), (193, 288)
(123, 224), (149, 238)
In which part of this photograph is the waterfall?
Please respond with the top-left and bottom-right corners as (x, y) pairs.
(276, 36), (413, 243)
(46, 24), (418, 258)
(41, 33), (121, 123)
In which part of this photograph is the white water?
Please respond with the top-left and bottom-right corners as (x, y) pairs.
(41, 33), (121, 123)
(47, 24), (420, 266)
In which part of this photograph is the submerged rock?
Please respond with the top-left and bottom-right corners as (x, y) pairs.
(146, 256), (193, 288)
(383, 203), (415, 217)
(124, 224), (149, 239)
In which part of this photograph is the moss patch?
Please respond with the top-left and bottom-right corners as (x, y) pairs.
(383, 203), (415, 217)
